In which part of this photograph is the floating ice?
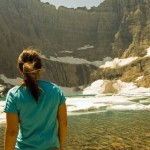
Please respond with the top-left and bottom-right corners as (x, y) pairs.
(109, 104), (150, 110)
(0, 101), (6, 124)
(67, 100), (106, 112)
(67, 79), (150, 114)
(66, 94), (150, 114)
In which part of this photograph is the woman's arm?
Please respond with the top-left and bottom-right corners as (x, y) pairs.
(4, 113), (19, 150)
(57, 103), (67, 150)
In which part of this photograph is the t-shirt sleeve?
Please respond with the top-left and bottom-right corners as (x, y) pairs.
(59, 88), (66, 105)
(3, 90), (18, 114)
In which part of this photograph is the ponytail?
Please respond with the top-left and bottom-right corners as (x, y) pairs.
(18, 49), (42, 102)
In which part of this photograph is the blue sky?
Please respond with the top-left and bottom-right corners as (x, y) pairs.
(40, 0), (104, 9)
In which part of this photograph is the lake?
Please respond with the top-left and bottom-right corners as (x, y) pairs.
(66, 110), (150, 150)
(0, 93), (150, 150)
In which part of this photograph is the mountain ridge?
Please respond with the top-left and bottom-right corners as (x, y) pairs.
(0, 0), (150, 87)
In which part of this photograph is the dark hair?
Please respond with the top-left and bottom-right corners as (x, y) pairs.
(18, 49), (42, 102)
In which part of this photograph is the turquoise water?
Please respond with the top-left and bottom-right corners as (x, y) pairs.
(0, 98), (5, 101)
(66, 110), (150, 150)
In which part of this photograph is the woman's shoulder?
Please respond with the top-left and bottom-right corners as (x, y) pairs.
(6, 85), (23, 99)
(8, 85), (21, 94)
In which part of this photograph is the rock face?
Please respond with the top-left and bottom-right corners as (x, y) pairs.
(42, 59), (97, 87)
(111, 0), (150, 58)
(0, 0), (150, 86)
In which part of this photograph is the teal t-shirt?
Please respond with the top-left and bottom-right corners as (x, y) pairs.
(4, 80), (66, 150)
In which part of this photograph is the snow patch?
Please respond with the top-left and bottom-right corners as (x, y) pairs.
(77, 45), (94, 50)
(41, 54), (112, 67)
(100, 57), (138, 68)
(59, 51), (73, 53)
(0, 74), (22, 85)
(83, 80), (104, 95)
(145, 47), (150, 57)
(135, 76), (144, 81)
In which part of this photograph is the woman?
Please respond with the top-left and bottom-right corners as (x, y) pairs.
(4, 49), (67, 150)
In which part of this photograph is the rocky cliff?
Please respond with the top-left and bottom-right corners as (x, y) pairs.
(42, 59), (97, 87)
(0, 0), (150, 87)
(91, 56), (150, 88)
